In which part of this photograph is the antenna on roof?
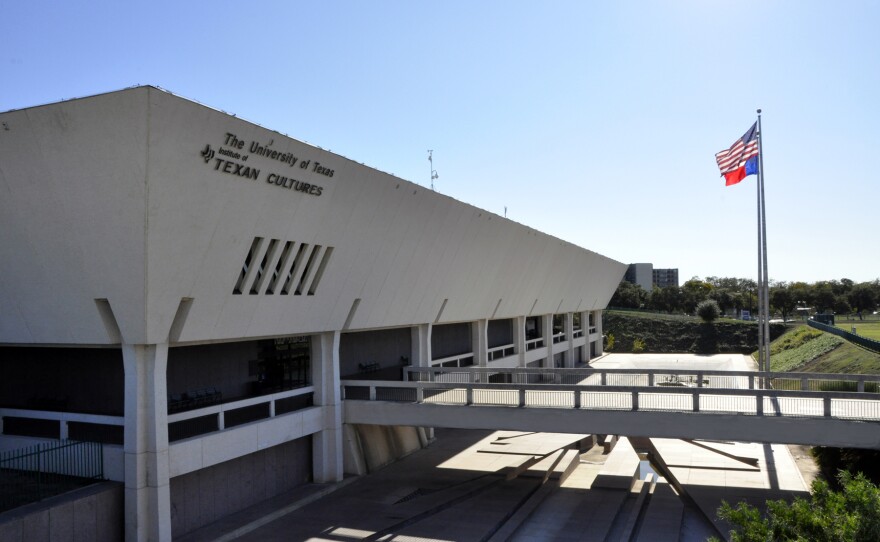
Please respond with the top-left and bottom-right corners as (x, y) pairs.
(427, 150), (439, 191)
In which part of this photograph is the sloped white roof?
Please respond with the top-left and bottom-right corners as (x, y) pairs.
(0, 87), (626, 345)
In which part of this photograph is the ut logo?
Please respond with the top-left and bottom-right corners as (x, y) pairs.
(200, 144), (215, 163)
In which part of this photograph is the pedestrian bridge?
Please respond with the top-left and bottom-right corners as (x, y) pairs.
(342, 367), (880, 449)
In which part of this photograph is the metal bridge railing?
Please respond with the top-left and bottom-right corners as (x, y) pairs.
(403, 366), (880, 395)
(0, 440), (104, 513)
(341, 379), (880, 424)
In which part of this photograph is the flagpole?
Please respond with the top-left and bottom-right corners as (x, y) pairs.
(755, 126), (765, 378)
(757, 109), (771, 376)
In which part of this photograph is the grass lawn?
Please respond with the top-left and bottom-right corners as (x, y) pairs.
(835, 320), (880, 341)
(766, 325), (880, 373)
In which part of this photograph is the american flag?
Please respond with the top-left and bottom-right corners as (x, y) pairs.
(715, 122), (759, 184)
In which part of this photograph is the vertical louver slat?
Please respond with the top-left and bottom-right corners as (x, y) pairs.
(307, 247), (334, 295)
(281, 243), (309, 295)
(250, 239), (279, 294)
(232, 237), (334, 296)
(232, 237), (264, 295)
(295, 245), (322, 295)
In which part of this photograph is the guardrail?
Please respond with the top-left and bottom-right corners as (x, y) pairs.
(525, 337), (545, 351)
(167, 386), (315, 442)
(2, 388), (315, 445)
(808, 319), (880, 353)
(430, 352), (475, 368)
(0, 408), (124, 444)
(341, 380), (880, 423)
(487, 344), (516, 361)
(402, 366), (880, 393)
(1, 440), (104, 513)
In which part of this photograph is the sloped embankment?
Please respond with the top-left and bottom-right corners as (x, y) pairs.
(602, 311), (785, 354)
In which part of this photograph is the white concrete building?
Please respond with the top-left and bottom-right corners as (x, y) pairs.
(0, 87), (626, 540)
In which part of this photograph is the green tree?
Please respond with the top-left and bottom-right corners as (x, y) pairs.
(848, 283), (878, 317)
(769, 283), (796, 321)
(681, 278), (714, 314)
(811, 282), (835, 313)
(696, 299), (721, 322)
(647, 285), (682, 314)
(715, 471), (880, 542)
(609, 281), (648, 309)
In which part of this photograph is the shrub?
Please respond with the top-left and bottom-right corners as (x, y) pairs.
(605, 333), (615, 351)
(632, 338), (645, 352)
(696, 299), (721, 323)
(714, 471), (880, 542)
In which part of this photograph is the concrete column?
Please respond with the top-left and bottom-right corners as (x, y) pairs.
(312, 331), (343, 483)
(514, 316), (526, 368)
(472, 319), (488, 367)
(122, 343), (172, 542)
(594, 310), (604, 356)
(411, 324), (432, 367)
(565, 313), (575, 367)
(543, 314), (554, 368)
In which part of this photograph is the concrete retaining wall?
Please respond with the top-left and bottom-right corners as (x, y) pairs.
(0, 482), (123, 542)
(343, 424), (427, 475)
(169, 435), (312, 538)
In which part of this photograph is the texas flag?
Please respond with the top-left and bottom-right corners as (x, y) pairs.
(715, 123), (759, 186)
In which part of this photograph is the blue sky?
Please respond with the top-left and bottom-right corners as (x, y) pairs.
(3, 1), (878, 284)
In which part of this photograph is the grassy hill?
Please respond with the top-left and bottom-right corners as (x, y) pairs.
(602, 310), (785, 354)
(768, 324), (880, 374)
(602, 311), (880, 371)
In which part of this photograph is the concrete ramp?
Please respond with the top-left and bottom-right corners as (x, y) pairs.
(635, 482), (683, 541)
(519, 448), (581, 483)
(592, 437), (640, 490)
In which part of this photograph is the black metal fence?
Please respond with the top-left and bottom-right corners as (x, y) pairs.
(808, 319), (880, 353)
(0, 440), (104, 513)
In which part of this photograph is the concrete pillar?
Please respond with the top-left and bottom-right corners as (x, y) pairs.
(594, 310), (604, 356)
(565, 313), (575, 368)
(514, 316), (526, 368)
(411, 324), (432, 367)
(122, 343), (171, 542)
(312, 331), (343, 483)
(473, 319), (488, 367)
(543, 314), (554, 368)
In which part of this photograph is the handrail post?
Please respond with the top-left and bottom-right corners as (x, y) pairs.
(748, 375), (755, 390)
(369, 386), (376, 401)
(574, 389), (581, 409)
(858, 379), (865, 393)
(801, 377), (810, 391)
(648, 373), (654, 387)
(218, 411), (225, 431)
(601, 372), (607, 386)
(631, 391), (639, 411)
(269, 400), (276, 418)
(519, 388), (526, 407)
(466, 387), (474, 406)
(697, 372), (704, 388)
(692, 391), (700, 413)
(416, 386), (424, 403)
(756, 393), (763, 416)
(823, 396), (832, 418)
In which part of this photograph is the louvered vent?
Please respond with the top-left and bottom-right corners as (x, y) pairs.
(233, 237), (334, 296)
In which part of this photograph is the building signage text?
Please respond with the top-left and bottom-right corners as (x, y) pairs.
(199, 131), (335, 197)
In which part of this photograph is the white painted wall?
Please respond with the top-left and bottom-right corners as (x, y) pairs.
(0, 87), (626, 346)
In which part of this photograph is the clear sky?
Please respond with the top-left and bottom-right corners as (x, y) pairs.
(3, 1), (878, 284)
